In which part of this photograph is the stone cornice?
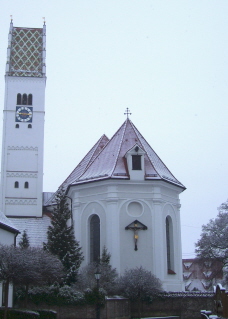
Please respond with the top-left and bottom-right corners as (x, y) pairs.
(5, 198), (37, 205)
(7, 146), (38, 151)
(6, 172), (37, 178)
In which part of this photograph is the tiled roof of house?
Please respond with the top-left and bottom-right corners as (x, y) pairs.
(44, 134), (109, 206)
(0, 211), (19, 233)
(72, 118), (185, 188)
(8, 215), (51, 247)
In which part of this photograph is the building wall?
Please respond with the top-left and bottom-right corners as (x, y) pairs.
(0, 76), (45, 217)
(69, 179), (184, 291)
(0, 228), (15, 245)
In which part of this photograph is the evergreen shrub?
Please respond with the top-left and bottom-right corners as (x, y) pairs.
(16, 285), (85, 306)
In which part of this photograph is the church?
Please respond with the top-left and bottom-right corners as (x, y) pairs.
(0, 21), (186, 292)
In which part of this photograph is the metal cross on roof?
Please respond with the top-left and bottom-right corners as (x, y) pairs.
(124, 108), (132, 118)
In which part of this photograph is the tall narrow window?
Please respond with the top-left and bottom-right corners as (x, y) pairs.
(22, 94), (27, 105)
(132, 155), (142, 170)
(28, 94), (32, 105)
(28, 124), (32, 128)
(166, 216), (175, 274)
(15, 124), (19, 128)
(90, 215), (100, 263)
(17, 93), (22, 105)
(24, 182), (29, 189)
(14, 181), (19, 188)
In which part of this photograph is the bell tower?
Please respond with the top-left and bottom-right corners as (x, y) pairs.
(0, 20), (46, 217)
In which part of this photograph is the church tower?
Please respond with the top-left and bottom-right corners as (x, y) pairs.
(0, 21), (46, 217)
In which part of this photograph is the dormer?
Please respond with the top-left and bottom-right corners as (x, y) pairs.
(125, 144), (146, 180)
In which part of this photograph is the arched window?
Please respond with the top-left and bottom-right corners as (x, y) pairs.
(166, 216), (175, 274)
(28, 124), (32, 128)
(24, 182), (29, 189)
(14, 181), (19, 188)
(17, 93), (22, 105)
(22, 94), (27, 105)
(28, 94), (32, 105)
(15, 124), (19, 128)
(90, 215), (100, 263)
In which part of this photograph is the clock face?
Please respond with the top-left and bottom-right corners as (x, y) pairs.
(15, 106), (33, 122)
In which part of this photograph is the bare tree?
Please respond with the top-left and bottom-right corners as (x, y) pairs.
(195, 200), (228, 283)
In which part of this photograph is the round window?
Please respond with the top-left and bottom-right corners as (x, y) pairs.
(127, 201), (143, 217)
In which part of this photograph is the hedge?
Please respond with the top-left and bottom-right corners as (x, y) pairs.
(36, 310), (57, 319)
(0, 308), (39, 319)
(0, 308), (57, 319)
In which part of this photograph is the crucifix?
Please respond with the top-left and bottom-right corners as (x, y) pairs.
(125, 220), (147, 251)
(124, 108), (132, 118)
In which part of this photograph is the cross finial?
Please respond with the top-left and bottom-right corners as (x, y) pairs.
(124, 108), (132, 118)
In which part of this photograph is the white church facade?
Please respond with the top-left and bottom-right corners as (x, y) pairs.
(0, 22), (186, 292)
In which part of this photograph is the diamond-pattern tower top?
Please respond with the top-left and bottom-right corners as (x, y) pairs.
(6, 22), (46, 77)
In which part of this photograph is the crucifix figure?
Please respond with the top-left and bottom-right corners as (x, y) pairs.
(125, 220), (147, 251)
(124, 108), (132, 118)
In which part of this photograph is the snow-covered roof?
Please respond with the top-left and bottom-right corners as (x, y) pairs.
(0, 211), (19, 233)
(45, 119), (185, 207)
(8, 215), (51, 247)
(183, 262), (193, 269)
(186, 279), (206, 292)
(73, 118), (185, 188)
(44, 134), (109, 206)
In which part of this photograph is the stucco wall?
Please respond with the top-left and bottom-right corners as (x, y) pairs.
(70, 178), (184, 291)
(0, 228), (15, 245)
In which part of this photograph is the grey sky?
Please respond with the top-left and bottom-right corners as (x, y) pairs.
(0, 0), (228, 258)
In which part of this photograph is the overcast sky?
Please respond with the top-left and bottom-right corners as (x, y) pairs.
(0, 0), (228, 258)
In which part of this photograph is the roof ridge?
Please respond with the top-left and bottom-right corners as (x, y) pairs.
(44, 134), (109, 205)
(64, 134), (109, 184)
(76, 120), (128, 182)
(129, 120), (161, 178)
(109, 119), (128, 176)
(75, 134), (110, 182)
(131, 121), (184, 186)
